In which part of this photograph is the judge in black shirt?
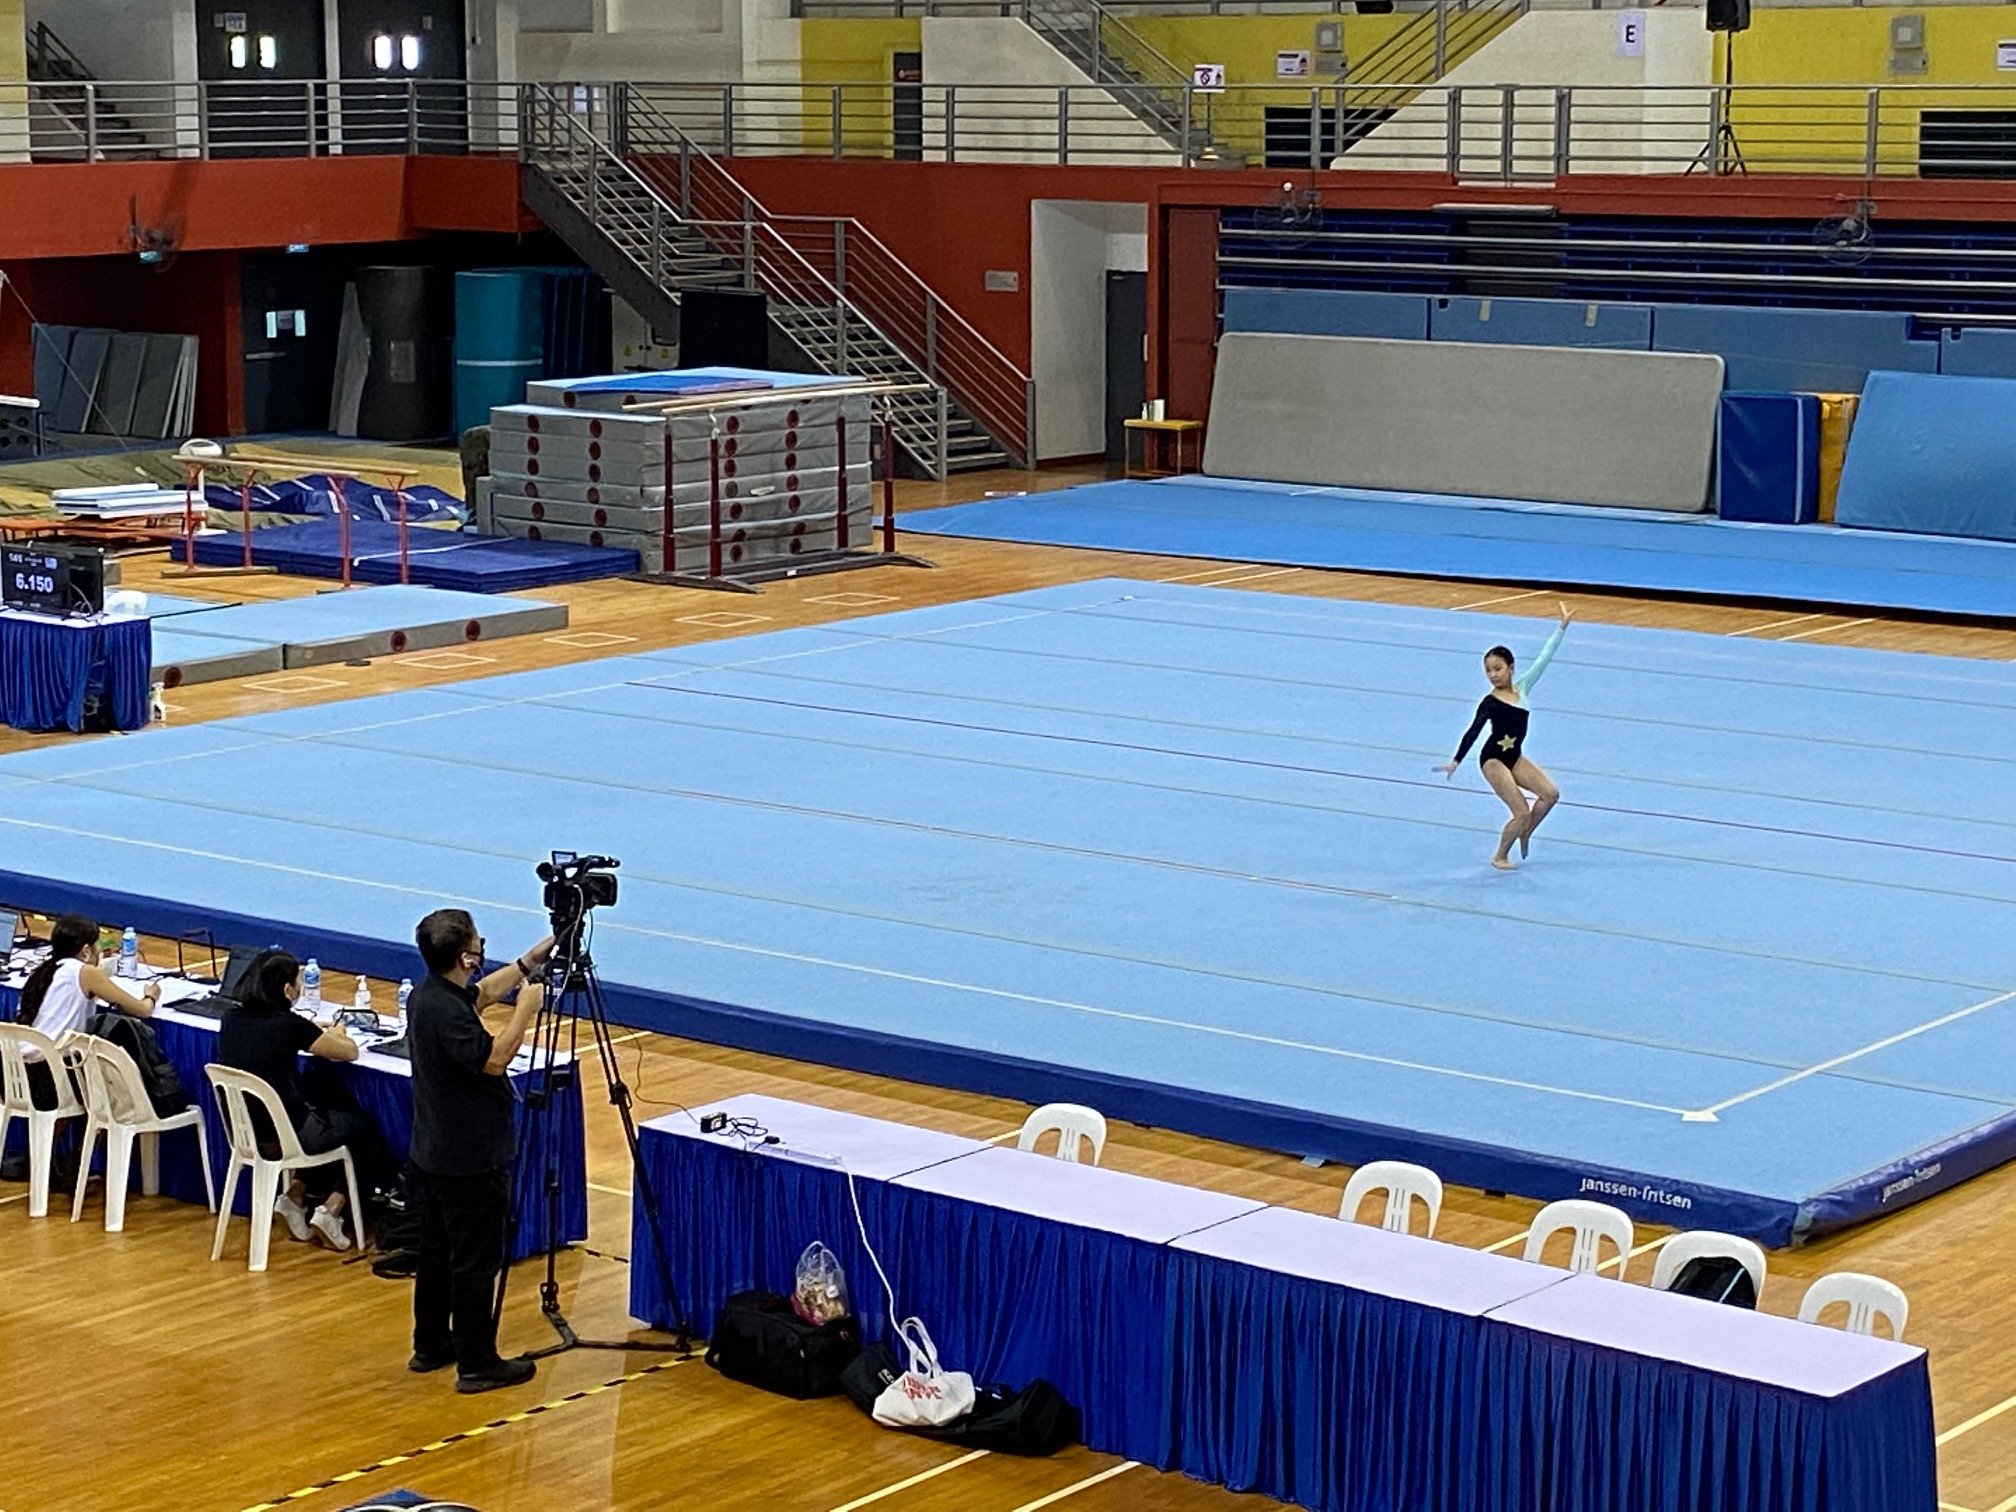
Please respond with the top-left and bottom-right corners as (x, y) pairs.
(406, 908), (553, 1394)
(216, 949), (391, 1252)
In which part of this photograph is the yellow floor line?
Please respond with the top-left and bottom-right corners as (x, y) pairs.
(235, 1356), (690, 1512)
(1939, 1391), (2016, 1445)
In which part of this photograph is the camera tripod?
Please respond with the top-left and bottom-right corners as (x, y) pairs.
(495, 908), (692, 1358)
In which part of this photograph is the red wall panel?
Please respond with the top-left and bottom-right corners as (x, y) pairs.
(0, 251), (245, 433)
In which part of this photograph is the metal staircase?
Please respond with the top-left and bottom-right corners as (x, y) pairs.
(1331, 0), (1529, 153)
(23, 22), (160, 161)
(520, 86), (1030, 477)
(1020, 0), (1219, 159)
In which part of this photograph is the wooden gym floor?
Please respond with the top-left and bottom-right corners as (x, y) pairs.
(3, 461), (2015, 1512)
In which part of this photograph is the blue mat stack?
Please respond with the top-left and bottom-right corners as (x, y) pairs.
(179, 520), (637, 594)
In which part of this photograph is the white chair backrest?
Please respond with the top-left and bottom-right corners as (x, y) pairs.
(1651, 1230), (1768, 1302)
(1523, 1199), (1636, 1277)
(205, 1063), (307, 1162)
(1339, 1160), (1444, 1238)
(1016, 1103), (1108, 1166)
(1799, 1273), (1906, 1340)
(0, 1022), (79, 1114)
(66, 1036), (156, 1126)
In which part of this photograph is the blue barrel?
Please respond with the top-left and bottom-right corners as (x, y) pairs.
(454, 269), (546, 439)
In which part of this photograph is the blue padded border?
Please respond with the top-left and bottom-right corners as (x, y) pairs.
(0, 857), (1985, 1249)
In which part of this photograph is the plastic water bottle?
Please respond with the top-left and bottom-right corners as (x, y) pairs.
(396, 978), (413, 1037)
(302, 958), (322, 1013)
(119, 927), (138, 980)
(352, 975), (372, 1019)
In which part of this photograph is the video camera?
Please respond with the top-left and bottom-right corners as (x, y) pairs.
(537, 850), (619, 933)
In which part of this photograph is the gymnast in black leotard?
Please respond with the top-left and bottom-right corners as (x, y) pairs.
(1437, 604), (1574, 871)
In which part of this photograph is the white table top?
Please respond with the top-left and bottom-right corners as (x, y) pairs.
(894, 1144), (1268, 1245)
(644, 1092), (991, 1183)
(1173, 1203), (1569, 1318)
(1486, 1271), (1924, 1399)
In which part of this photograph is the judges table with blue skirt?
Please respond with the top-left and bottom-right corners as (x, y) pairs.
(0, 978), (587, 1263)
(634, 1096), (1937, 1512)
(0, 610), (151, 733)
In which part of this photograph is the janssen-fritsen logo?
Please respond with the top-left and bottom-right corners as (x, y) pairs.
(1880, 1163), (1943, 1204)
(1577, 1175), (1694, 1210)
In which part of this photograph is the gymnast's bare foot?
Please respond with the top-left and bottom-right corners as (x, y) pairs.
(1492, 855), (1518, 872)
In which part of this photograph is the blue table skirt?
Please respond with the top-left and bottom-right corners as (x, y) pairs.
(631, 1129), (904, 1345)
(879, 1183), (1171, 1462)
(1474, 1326), (1938, 1512)
(0, 613), (151, 733)
(0, 998), (585, 1263)
(1161, 1251), (1491, 1512)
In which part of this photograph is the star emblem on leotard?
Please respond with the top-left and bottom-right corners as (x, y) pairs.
(1496, 735), (1518, 752)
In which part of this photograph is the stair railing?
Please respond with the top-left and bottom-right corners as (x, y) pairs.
(621, 85), (1034, 466)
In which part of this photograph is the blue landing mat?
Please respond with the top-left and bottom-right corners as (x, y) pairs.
(2, 580), (2011, 1245)
(902, 477), (2016, 619)
(163, 584), (558, 644)
(179, 520), (637, 593)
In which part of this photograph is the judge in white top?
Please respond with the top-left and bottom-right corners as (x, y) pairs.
(16, 915), (161, 1102)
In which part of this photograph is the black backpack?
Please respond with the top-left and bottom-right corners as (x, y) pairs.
(1663, 1255), (1758, 1310)
(370, 1167), (423, 1279)
(840, 1343), (1081, 1456)
(706, 1291), (860, 1399)
(85, 1010), (188, 1117)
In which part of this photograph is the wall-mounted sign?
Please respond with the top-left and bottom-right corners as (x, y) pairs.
(221, 11), (248, 32)
(1191, 63), (1226, 93)
(1999, 39), (2016, 70)
(984, 270), (1020, 293)
(1276, 50), (1311, 79)
(1616, 10), (1647, 58)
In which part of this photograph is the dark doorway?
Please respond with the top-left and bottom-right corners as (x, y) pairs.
(241, 251), (345, 435)
(893, 51), (922, 163)
(336, 0), (467, 154)
(1104, 270), (1147, 464)
(198, 0), (327, 158)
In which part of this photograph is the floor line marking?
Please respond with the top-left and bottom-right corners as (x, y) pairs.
(587, 1181), (634, 1199)
(1007, 1462), (1140, 1511)
(1196, 567), (1304, 587)
(235, 1356), (689, 1512)
(1698, 989), (2016, 1119)
(1483, 1230), (1531, 1254)
(1938, 1388), (2016, 1445)
(0, 807), (1966, 1119)
(606, 1030), (651, 1047)
(1989, 1495), (2016, 1512)
(1451, 589), (1547, 612)
(826, 1449), (992, 1512)
(1726, 614), (1822, 638)
(1157, 563), (1263, 582)
(1780, 617), (1876, 642)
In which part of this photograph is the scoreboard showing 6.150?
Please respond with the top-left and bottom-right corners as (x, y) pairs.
(1, 545), (70, 616)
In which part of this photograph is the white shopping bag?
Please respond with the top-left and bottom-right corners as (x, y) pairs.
(871, 1318), (976, 1430)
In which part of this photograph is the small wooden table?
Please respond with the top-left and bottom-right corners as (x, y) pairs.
(1123, 417), (1204, 479)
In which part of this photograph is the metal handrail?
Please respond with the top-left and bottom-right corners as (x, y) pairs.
(617, 86), (1033, 462)
(25, 21), (96, 80)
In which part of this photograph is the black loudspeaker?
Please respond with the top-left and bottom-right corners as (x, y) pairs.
(1705, 0), (1751, 33)
(356, 265), (447, 442)
(680, 290), (771, 370)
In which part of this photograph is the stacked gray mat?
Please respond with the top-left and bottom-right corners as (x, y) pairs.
(488, 391), (876, 576)
(32, 324), (199, 442)
(1202, 333), (1725, 513)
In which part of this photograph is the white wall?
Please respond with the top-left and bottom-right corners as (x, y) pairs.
(517, 0), (742, 81)
(1338, 11), (1712, 178)
(1031, 199), (1148, 461)
(25, 0), (196, 82)
(923, 19), (1178, 166)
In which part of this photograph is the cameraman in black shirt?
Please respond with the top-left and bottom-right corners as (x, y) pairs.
(406, 908), (553, 1393)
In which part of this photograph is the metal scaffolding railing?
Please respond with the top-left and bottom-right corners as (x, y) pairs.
(3, 77), (2016, 181)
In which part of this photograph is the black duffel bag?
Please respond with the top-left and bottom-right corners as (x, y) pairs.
(706, 1291), (860, 1399)
(841, 1344), (1080, 1456)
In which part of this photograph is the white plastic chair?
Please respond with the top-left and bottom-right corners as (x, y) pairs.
(205, 1063), (362, 1272)
(1338, 1160), (1444, 1238)
(1798, 1272), (1908, 1341)
(65, 1036), (214, 1232)
(1651, 1230), (1768, 1303)
(0, 1023), (86, 1218)
(1523, 1199), (1636, 1278)
(1016, 1103), (1108, 1166)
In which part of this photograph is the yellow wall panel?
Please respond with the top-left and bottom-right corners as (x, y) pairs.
(1728, 10), (2016, 173)
(799, 19), (922, 154)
